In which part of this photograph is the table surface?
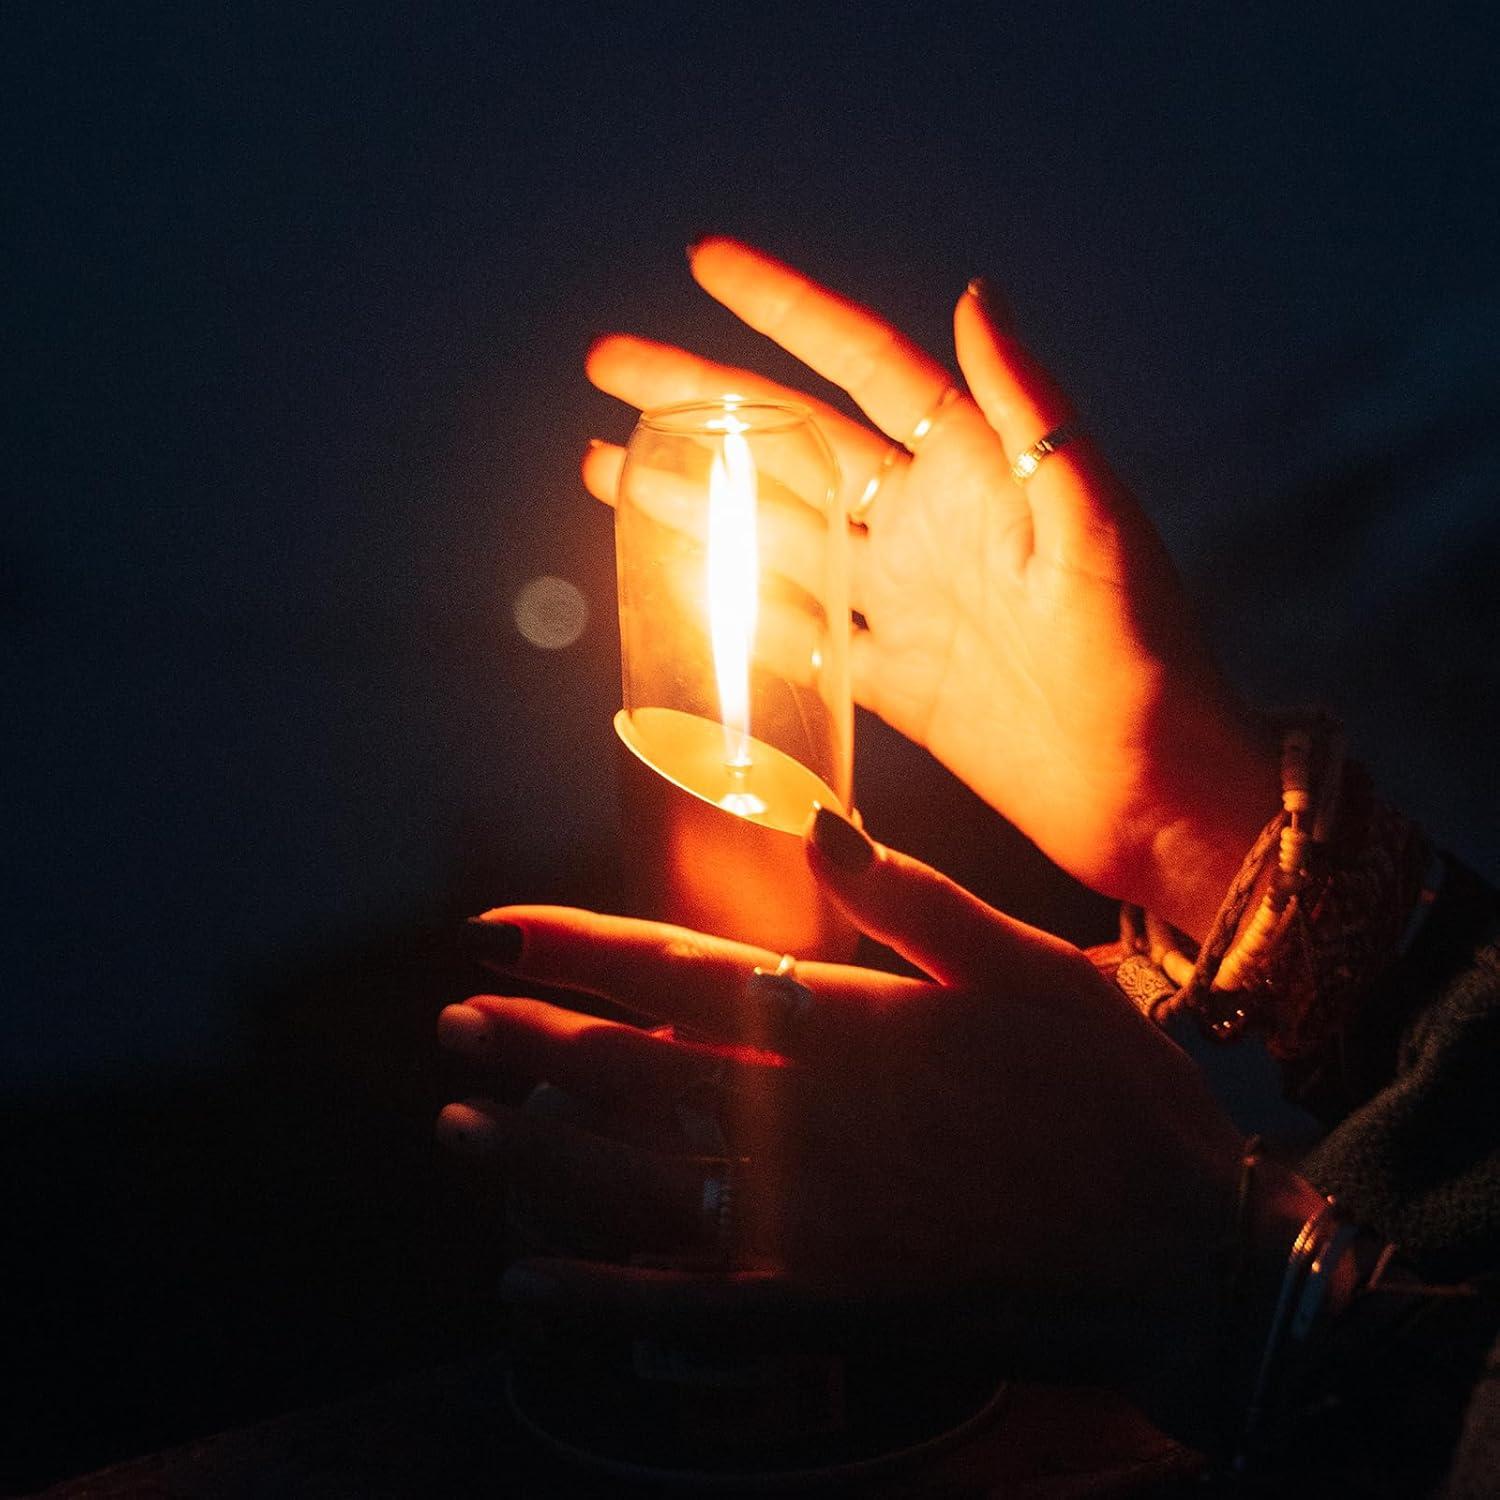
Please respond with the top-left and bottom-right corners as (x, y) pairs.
(34, 1352), (1203, 1499)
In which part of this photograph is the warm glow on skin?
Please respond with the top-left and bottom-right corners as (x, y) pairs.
(706, 420), (758, 774)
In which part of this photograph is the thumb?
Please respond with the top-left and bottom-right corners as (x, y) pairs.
(803, 805), (1079, 988)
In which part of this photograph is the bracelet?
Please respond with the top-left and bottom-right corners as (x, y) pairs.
(1234, 1196), (1342, 1471)
(1124, 714), (1434, 1060)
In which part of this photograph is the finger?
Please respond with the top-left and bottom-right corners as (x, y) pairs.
(606, 442), (835, 598)
(587, 334), (892, 513)
(438, 998), (789, 1153)
(465, 907), (801, 1045)
(580, 437), (624, 505)
(953, 281), (1132, 573)
(688, 236), (955, 448)
(435, 1098), (709, 1250)
(464, 906), (921, 1050)
(585, 436), (873, 620)
(803, 806), (1083, 989)
(439, 998), (722, 1094)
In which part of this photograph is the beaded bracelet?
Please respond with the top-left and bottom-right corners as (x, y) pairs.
(1124, 714), (1433, 1059)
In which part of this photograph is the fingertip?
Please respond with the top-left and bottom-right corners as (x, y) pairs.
(463, 916), (524, 969)
(687, 234), (756, 291)
(581, 439), (623, 505)
(435, 1100), (502, 1153)
(584, 332), (628, 383)
(805, 801), (876, 875)
(437, 1003), (488, 1051)
(961, 275), (1013, 332)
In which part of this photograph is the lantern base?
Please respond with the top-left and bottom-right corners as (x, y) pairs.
(614, 709), (858, 962)
(506, 1325), (1010, 1490)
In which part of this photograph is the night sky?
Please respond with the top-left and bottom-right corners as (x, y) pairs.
(6, 1), (1500, 1485)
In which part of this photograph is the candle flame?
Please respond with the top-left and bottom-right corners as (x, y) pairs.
(707, 422), (758, 774)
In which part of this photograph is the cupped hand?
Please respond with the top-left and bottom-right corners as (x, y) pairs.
(438, 811), (1325, 1427)
(584, 239), (1277, 938)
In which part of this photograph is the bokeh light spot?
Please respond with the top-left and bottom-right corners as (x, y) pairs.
(513, 575), (588, 650)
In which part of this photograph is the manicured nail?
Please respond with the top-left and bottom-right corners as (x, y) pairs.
(808, 803), (874, 874)
(966, 275), (1013, 330)
(464, 917), (523, 968)
(437, 1004), (489, 1052)
(501, 1262), (559, 1304)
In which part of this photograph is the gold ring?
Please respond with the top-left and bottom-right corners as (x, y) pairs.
(906, 384), (961, 452)
(848, 443), (903, 529)
(1010, 422), (1078, 483)
(848, 387), (961, 528)
(746, 953), (815, 1050)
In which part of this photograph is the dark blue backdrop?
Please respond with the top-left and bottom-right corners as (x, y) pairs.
(5, 1), (1499, 1485)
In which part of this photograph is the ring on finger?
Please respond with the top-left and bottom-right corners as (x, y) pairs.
(906, 383), (962, 453)
(848, 442), (903, 528)
(747, 952), (816, 1052)
(848, 385), (961, 528)
(1010, 421), (1078, 483)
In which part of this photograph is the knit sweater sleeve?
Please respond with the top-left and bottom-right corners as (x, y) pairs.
(1302, 857), (1500, 1280)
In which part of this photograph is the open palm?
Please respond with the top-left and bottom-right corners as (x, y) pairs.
(584, 239), (1274, 938)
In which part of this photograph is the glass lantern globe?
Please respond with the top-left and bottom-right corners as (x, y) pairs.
(613, 397), (855, 956)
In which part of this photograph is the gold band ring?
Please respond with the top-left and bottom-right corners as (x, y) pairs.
(848, 443), (902, 528)
(746, 952), (815, 1051)
(1010, 421), (1078, 483)
(848, 385), (962, 528)
(906, 384), (962, 451)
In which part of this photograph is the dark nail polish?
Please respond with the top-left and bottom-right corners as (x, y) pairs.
(464, 918), (524, 968)
(967, 275), (1014, 331)
(686, 233), (713, 259)
(809, 803), (874, 874)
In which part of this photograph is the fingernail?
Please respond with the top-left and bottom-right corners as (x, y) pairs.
(435, 1103), (501, 1152)
(686, 233), (711, 260)
(501, 1262), (559, 1304)
(437, 1003), (489, 1051)
(808, 803), (874, 874)
(586, 436), (605, 452)
(464, 917), (524, 968)
(966, 275), (1013, 330)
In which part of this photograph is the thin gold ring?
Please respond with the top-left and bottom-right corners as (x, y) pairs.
(1010, 421), (1078, 483)
(906, 384), (961, 451)
(746, 952), (815, 1051)
(848, 386), (961, 528)
(848, 443), (903, 528)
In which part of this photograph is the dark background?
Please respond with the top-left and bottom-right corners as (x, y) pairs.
(6, 2), (1500, 1489)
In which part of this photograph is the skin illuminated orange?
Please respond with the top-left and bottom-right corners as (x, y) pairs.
(584, 239), (1278, 941)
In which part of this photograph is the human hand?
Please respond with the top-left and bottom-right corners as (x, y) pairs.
(439, 809), (1325, 1435)
(585, 239), (1278, 939)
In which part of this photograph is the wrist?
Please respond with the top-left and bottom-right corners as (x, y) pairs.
(1125, 1150), (1336, 1459)
(1136, 713), (1281, 943)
